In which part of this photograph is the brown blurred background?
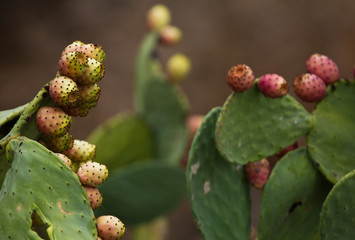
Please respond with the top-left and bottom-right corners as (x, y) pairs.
(0, 0), (354, 239)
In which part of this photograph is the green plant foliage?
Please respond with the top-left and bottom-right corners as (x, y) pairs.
(258, 147), (332, 240)
(307, 80), (355, 183)
(186, 107), (251, 240)
(0, 104), (28, 129)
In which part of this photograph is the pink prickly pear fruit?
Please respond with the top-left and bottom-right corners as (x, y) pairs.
(96, 215), (125, 240)
(76, 57), (105, 85)
(77, 161), (109, 187)
(78, 84), (101, 106)
(293, 73), (327, 102)
(61, 41), (85, 56)
(41, 133), (74, 153)
(76, 43), (106, 63)
(244, 158), (270, 189)
(258, 74), (289, 98)
(167, 53), (191, 84)
(276, 142), (298, 158)
(84, 186), (103, 210)
(58, 51), (88, 81)
(49, 76), (80, 108)
(35, 106), (72, 137)
(306, 53), (339, 85)
(63, 139), (96, 162)
(55, 153), (73, 168)
(159, 25), (182, 46)
(227, 64), (255, 92)
(187, 115), (204, 139)
(147, 4), (171, 30)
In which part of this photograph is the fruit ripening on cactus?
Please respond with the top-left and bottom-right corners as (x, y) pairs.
(293, 73), (327, 102)
(227, 64), (255, 92)
(306, 53), (339, 85)
(35, 106), (72, 137)
(167, 53), (191, 84)
(257, 73), (289, 98)
(244, 158), (270, 189)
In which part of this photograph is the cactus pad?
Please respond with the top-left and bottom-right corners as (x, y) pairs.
(320, 169), (355, 240)
(0, 137), (97, 239)
(186, 107), (251, 240)
(215, 83), (312, 164)
(307, 80), (355, 183)
(258, 147), (332, 240)
(0, 104), (28, 129)
(87, 113), (155, 169)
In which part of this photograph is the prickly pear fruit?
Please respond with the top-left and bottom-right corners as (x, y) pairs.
(159, 25), (182, 46)
(187, 114), (204, 138)
(293, 73), (327, 102)
(63, 102), (93, 117)
(78, 84), (101, 106)
(306, 53), (339, 84)
(258, 73), (289, 98)
(76, 57), (105, 85)
(58, 51), (88, 81)
(227, 64), (255, 92)
(147, 4), (171, 30)
(61, 40), (84, 56)
(77, 161), (108, 187)
(167, 53), (191, 83)
(77, 43), (106, 63)
(63, 139), (96, 162)
(55, 153), (73, 168)
(35, 106), (72, 137)
(276, 142), (298, 158)
(96, 215), (125, 240)
(244, 158), (270, 189)
(84, 186), (103, 210)
(41, 132), (74, 153)
(49, 76), (80, 107)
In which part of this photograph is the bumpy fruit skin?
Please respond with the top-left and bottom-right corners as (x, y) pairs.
(63, 139), (96, 162)
(306, 53), (339, 84)
(244, 158), (270, 189)
(49, 76), (80, 107)
(55, 153), (73, 168)
(78, 84), (101, 106)
(293, 73), (327, 102)
(84, 186), (103, 210)
(227, 64), (255, 92)
(77, 161), (108, 187)
(167, 53), (191, 83)
(276, 142), (298, 158)
(41, 133), (74, 153)
(61, 41), (85, 56)
(147, 4), (171, 30)
(76, 43), (106, 63)
(159, 25), (182, 46)
(63, 102), (93, 117)
(76, 57), (105, 85)
(58, 51), (88, 81)
(96, 215), (125, 240)
(35, 106), (72, 137)
(258, 73), (288, 98)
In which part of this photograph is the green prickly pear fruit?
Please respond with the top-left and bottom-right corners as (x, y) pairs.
(41, 132), (74, 152)
(78, 84), (101, 106)
(77, 160), (109, 187)
(35, 106), (72, 137)
(61, 40), (85, 56)
(147, 4), (171, 30)
(49, 76), (80, 107)
(63, 139), (96, 162)
(55, 153), (73, 168)
(96, 215), (125, 240)
(227, 64), (255, 92)
(58, 51), (88, 81)
(159, 25), (182, 46)
(76, 57), (105, 85)
(245, 158), (270, 189)
(63, 101), (93, 117)
(167, 53), (191, 84)
(77, 43), (106, 63)
(84, 186), (103, 210)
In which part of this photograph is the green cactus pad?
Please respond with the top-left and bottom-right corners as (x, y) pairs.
(258, 147), (332, 240)
(132, 217), (168, 240)
(140, 79), (188, 165)
(186, 107), (251, 240)
(95, 161), (186, 226)
(0, 104), (28, 129)
(215, 83), (312, 164)
(320, 169), (355, 240)
(87, 112), (155, 169)
(0, 137), (97, 239)
(0, 150), (11, 187)
(307, 80), (355, 183)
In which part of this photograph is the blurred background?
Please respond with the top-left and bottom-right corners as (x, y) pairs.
(0, 0), (354, 239)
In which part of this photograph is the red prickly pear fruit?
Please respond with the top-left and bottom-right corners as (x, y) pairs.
(61, 41), (85, 56)
(63, 139), (96, 162)
(258, 74), (289, 98)
(78, 84), (101, 106)
(276, 142), (298, 158)
(49, 76), (80, 108)
(244, 158), (270, 189)
(77, 161), (108, 187)
(41, 133), (74, 153)
(76, 43), (106, 63)
(293, 73), (327, 102)
(159, 25), (182, 46)
(147, 4), (171, 30)
(55, 153), (73, 168)
(227, 64), (255, 92)
(76, 57), (105, 85)
(306, 53), (339, 85)
(167, 53), (191, 84)
(35, 106), (72, 137)
(84, 186), (103, 210)
(58, 51), (88, 81)
(96, 215), (125, 240)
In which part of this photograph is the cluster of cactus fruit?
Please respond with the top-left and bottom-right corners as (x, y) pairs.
(0, 41), (125, 239)
(187, 53), (355, 240)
